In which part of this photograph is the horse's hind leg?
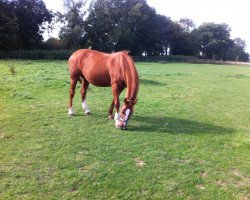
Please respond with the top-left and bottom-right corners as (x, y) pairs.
(68, 76), (78, 116)
(80, 77), (91, 115)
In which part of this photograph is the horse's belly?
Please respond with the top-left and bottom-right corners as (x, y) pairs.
(84, 70), (111, 87)
(91, 78), (111, 87)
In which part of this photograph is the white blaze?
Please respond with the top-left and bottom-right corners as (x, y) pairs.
(114, 109), (130, 128)
(124, 109), (130, 121)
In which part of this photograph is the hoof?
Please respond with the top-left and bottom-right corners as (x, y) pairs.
(108, 115), (114, 120)
(85, 111), (91, 115)
(68, 107), (74, 116)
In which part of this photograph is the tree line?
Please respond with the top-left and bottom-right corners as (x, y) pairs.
(0, 0), (249, 61)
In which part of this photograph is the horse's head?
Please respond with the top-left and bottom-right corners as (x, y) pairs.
(115, 98), (138, 130)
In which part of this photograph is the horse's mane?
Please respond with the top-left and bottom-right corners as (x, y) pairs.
(111, 50), (130, 55)
(112, 51), (138, 101)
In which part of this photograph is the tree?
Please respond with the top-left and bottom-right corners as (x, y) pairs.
(0, 0), (53, 50)
(228, 38), (249, 61)
(178, 18), (195, 32)
(197, 23), (235, 60)
(13, 0), (53, 49)
(0, 0), (19, 50)
(85, 0), (173, 55)
(59, 0), (87, 49)
(169, 19), (199, 56)
(41, 37), (64, 50)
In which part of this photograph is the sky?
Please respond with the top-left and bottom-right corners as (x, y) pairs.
(43, 0), (250, 53)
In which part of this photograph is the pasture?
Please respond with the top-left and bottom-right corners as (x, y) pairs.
(0, 60), (249, 199)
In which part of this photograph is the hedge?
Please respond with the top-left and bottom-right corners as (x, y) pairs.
(1, 50), (249, 65)
(0, 50), (199, 62)
(0, 50), (74, 60)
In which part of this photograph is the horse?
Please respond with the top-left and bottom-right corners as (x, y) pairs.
(68, 49), (139, 129)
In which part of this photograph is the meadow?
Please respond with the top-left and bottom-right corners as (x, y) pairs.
(0, 60), (249, 199)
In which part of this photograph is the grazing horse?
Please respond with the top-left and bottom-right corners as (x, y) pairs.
(68, 49), (139, 129)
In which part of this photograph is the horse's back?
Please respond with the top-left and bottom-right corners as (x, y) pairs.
(68, 49), (101, 67)
(68, 49), (112, 86)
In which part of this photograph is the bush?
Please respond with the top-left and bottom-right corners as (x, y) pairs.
(0, 51), (199, 62)
(133, 55), (199, 63)
(0, 50), (249, 65)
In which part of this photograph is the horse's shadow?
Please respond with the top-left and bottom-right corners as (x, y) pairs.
(70, 112), (234, 135)
(129, 115), (234, 135)
(140, 79), (166, 86)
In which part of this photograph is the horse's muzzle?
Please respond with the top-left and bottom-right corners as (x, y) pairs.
(115, 109), (131, 130)
(115, 120), (127, 130)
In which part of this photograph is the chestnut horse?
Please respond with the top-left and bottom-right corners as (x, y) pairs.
(68, 49), (139, 129)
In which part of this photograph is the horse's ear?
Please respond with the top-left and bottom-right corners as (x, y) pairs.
(133, 98), (138, 105)
(123, 50), (130, 55)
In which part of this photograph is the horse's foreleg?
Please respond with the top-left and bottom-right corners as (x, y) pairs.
(110, 84), (124, 119)
(68, 77), (77, 116)
(80, 78), (91, 115)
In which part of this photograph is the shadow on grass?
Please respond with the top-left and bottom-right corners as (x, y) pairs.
(130, 115), (234, 135)
(140, 79), (166, 86)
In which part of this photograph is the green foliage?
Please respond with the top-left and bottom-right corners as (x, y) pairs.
(0, 0), (19, 50)
(41, 38), (64, 50)
(59, 0), (87, 49)
(85, 0), (173, 55)
(196, 23), (233, 59)
(0, 60), (249, 199)
(0, 0), (249, 61)
(169, 19), (199, 56)
(230, 38), (249, 62)
(15, 0), (53, 49)
(0, 50), (74, 60)
(0, 0), (53, 50)
(195, 23), (249, 61)
(0, 50), (199, 62)
(134, 55), (199, 63)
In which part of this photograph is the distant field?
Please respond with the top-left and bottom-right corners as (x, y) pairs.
(0, 60), (249, 199)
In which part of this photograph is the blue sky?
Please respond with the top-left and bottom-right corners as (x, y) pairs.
(44, 0), (250, 53)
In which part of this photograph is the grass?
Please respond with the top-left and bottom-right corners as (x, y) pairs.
(0, 60), (249, 200)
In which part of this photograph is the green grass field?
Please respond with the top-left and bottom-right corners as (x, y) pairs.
(0, 60), (249, 199)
